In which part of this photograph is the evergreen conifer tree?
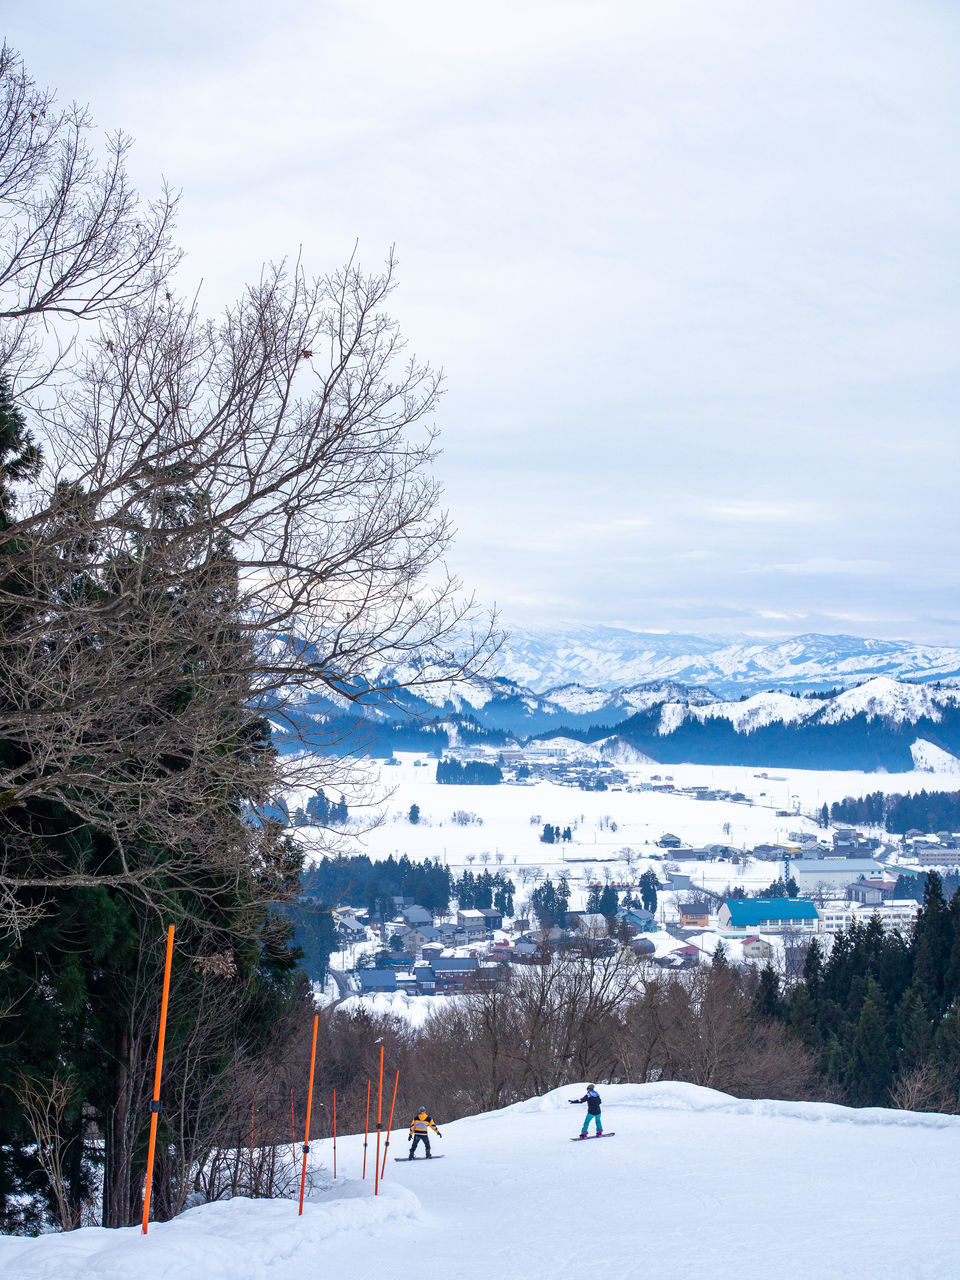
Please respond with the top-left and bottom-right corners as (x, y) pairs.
(895, 985), (933, 1075)
(913, 872), (953, 1015)
(753, 964), (783, 1020)
(846, 978), (894, 1106)
(599, 884), (619, 918)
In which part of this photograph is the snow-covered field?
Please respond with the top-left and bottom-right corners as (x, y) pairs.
(5, 1082), (959, 1280)
(292, 754), (957, 907)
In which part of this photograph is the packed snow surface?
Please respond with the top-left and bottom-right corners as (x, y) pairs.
(4, 1082), (960, 1280)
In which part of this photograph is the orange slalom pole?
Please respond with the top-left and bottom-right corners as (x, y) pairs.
(373, 1045), (384, 1196)
(332, 1090), (337, 1180)
(379, 1070), (399, 1180)
(141, 924), (175, 1235)
(298, 1015), (319, 1216)
(362, 1079), (371, 1178)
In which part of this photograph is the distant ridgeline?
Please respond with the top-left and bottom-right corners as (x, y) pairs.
(831, 790), (960, 834)
(545, 705), (960, 772)
(264, 671), (960, 772)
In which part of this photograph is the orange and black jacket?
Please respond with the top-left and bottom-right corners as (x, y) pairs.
(409, 1111), (440, 1136)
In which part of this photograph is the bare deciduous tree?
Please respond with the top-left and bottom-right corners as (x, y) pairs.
(0, 72), (497, 931)
(0, 45), (180, 391)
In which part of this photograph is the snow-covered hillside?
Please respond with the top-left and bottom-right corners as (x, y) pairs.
(5, 1083), (959, 1280)
(498, 623), (960, 696)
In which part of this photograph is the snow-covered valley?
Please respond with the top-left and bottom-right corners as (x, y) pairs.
(296, 753), (959, 886)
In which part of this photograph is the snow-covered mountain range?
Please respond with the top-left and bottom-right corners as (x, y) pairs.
(495, 624), (960, 697)
(272, 625), (960, 770)
(277, 663), (960, 772)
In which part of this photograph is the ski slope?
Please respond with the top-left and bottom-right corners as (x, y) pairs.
(4, 1082), (960, 1279)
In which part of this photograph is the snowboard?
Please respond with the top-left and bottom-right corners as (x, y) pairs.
(571, 1132), (615, 1141)
(396, 1154), (445, 1162)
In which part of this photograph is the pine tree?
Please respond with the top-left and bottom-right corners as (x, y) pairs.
(639, 869), (658, 915)
(599, 884), (619, 919)
(408, 803), (420, 824)
(933, 999), (960, 1093)
(846, 978), (894, 1106)
(913, 872), (953, 1015)
(787, 982), (819, 1049)
(753, 964), (782, 1019)
(894, 985), (933, 1075)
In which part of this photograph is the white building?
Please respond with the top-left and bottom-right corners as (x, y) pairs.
(791, 859), (883, 894)
(817, 899), (920, 935)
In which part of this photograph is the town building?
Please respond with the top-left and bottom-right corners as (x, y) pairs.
(791, 859), (883, 894)
(817, 900), (921, 935)
(678, 903), (710, 928)
(718, 898), (819, 932)
(358, 969), (398, 994)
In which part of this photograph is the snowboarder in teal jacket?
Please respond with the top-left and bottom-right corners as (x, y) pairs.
(570, 1086), (602, 1137)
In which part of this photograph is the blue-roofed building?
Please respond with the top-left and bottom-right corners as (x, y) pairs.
(718, 898), (819, 932)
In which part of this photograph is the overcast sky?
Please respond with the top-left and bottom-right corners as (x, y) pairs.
(7, 0), (959, 643)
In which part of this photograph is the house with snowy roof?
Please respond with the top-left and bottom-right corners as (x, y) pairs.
(791, 859), (882, 894)
(431, 956), (480, 991)
(358, 969), (398, 994)
(457, 909), (486, 937)
(718, 898), (818, 932)
(740, 935), (774, 960)
(678, 903), (710, 928)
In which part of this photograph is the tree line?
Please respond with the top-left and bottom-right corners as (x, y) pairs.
(300, 854), (453, 920)
(831, 789), (960, 834)
(436, 758), (503, 785)
(755, 872), (960, 1109)
(454, 870), (515, 915)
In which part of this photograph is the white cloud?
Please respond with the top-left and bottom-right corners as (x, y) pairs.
(5, 0), (959, 644)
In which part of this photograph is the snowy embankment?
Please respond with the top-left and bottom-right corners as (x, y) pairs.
(4, 1082), (960, 1280)
(336, 990), (450, 1026)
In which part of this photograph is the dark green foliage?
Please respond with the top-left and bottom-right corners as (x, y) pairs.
(638, 869), (658, 914)
(539, 823), (570, 844)
(912, 873), (953, 1015)
(408, 803), (420, 824)
(831, 788), (960, 834)
(435, 758), (502, 785)
(454, 869), (514, 915)
(757, 878), (789, 898)
(753, 964), (782, 1020)
(845, 979), (893, 1106)
(530, 877), (570, 929)
(785, 877), (960, 1110)
(895, 986), (933, 1074)
(598, 885), (619, 919)
(285, 900), (337, 982)
(301, 854), (453, 918)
